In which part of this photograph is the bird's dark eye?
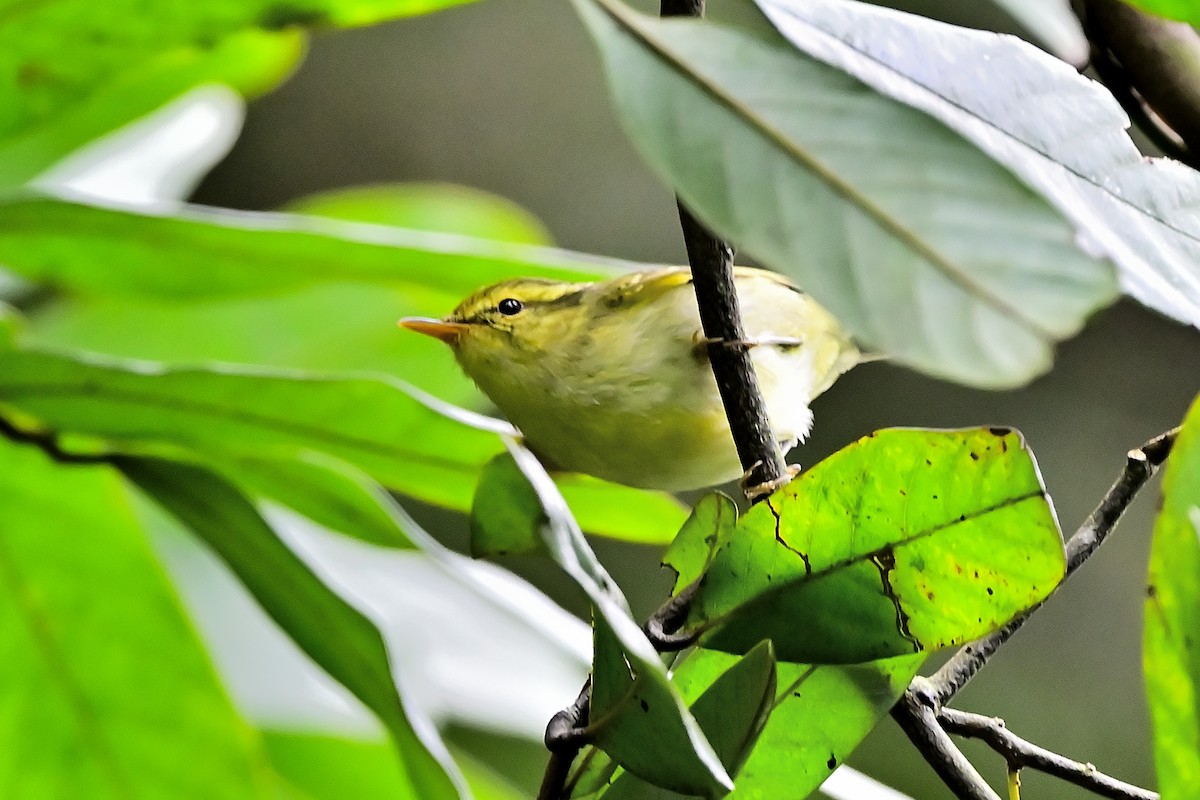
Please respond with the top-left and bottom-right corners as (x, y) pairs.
(497, 298), (523, 316)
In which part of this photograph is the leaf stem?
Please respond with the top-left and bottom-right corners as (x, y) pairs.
(660, 0), (788, 498)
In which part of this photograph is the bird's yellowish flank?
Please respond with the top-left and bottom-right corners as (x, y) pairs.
(400, 267), (860, 491)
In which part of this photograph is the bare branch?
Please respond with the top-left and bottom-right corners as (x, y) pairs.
(891, 692), (1000, 800)
(939, 707), (1159, 800)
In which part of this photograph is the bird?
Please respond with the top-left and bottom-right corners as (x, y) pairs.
(399, 266), (861, 492)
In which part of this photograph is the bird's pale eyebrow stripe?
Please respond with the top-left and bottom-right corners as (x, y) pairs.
(526, 289), (587, 309)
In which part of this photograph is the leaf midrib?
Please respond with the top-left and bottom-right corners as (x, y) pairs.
(768, 2), (1200, 260)
(587, 0), (1057, 340)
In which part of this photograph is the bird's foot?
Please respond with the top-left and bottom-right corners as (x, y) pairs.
(691, 333), (803, 357)
(741, 463), (802, 500)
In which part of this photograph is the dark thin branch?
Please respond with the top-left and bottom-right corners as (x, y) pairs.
(675, 201), (788, 494)
(1076, 0), (1200, 168)
(940, 708), (1158, 800)
(0, 415), (110, 465)
(662, 0), (788, 497)
(538, 681), (592, 800)
(891, 692), (1000, 800)
(928, 428), (1178, 705)
(538, 2), (787, 796)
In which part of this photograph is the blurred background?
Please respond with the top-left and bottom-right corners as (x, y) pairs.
(159, 0), (1200, 795)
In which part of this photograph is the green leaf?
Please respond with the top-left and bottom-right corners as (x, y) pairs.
(662, 493), (739, 592)
(117, 456), (467, 800)
(0, 438), (275, 799)
(572, 0), (1116, 388)
(685, 427), (1064, 663)
(596, 642), (777, 799)
(285, 182), (553, 245)
(504, 440), (731, 797)
(678, 651), (922, 798)
(0, 192), (627, 300)
(1146, 394), (1200, 799)
(753, 0), (1200, 359)
(471, 453), (687, 556)
(0, 347), (504, 509)
(0, 30), (301, 188)
(263, 732), (418, 800)
(27, 182), (567, 404)
(0, 0), (476, 186)
(586, 616), (733, 798)
(263, 731), (528, 800)
(0, 301), (20, 349)
(1120, 0), (1200, 23)
(211, 452), (421, 550)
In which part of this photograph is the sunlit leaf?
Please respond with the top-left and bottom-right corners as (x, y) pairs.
(681, 653), (922, 798)
(262, 731), (529, 800)
(0, 347), (503, 509)
(0, 302), (19, 349)
(595, 642), (777, 799)
(0, 192), (627, 300)
(572, 0), (1116, 388)
(35, 85), (246, 205)
(27, 182), (569, 403)
(684, 428), (1064, 663)
(286, 183), (553, 245)
(119, 457), (467, 800)
(661, 492), (738, 591)
(0, 0), (477, 186)
(0, 30), (299, 188)
(754, 0), (1200, 355)
(0, 438), (275, 799)
(1145, 393), (1200, 799)
(212, 452), (421, 550)
(471, 453), (687, 556)
(1120, 0), (1200, 23)
(504, 440), (732, 797)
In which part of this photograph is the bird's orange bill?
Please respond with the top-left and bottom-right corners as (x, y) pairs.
(398, 317), (470, 344)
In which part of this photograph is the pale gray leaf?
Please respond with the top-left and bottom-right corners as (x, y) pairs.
(574, 0), (1117, 388)
(757, 0), (1200, 349)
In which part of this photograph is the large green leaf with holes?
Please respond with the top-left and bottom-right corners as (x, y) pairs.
(680, 427), (1065, 663)
(1146, 393), (1200, 800)
(0, 438), (274, 799)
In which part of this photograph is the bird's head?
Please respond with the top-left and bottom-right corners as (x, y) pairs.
(399, 277), (593, 378)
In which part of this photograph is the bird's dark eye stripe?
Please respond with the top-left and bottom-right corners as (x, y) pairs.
(497, 298), (523, 315)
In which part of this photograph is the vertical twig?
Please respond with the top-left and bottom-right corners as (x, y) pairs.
(661, 0), (789, 495)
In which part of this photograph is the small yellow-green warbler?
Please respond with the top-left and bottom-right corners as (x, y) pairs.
(400, 267), (860, 491)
